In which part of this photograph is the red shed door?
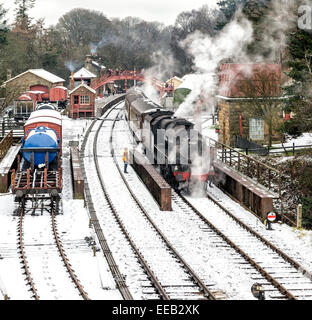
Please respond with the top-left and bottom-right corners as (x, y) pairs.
(30, 85), (49, 93)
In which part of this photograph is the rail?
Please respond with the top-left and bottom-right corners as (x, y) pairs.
(79, 96), (133, 300)
(0, 276), (9, 300)
(177, 192), (298, 300)
(93, 105), (169, 299)
(17, 198), (40, 300)
(0, 130), (13, 162)
(110, 109), (217, 300)
(51, 199), (90, 300)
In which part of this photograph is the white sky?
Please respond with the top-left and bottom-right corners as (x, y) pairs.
(3, 0), (218, 27)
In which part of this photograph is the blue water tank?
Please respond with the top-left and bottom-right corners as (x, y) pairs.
(23, 126), (58, 166)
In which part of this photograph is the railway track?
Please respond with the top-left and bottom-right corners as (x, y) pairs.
(100, 105), (222, 300)
(16, 196), (89, 300)
(17, 197), (39, 300)
(116, 104), (312, 300)
(80, 99), (133, 300)
(84, 97), (312, 300)
(174, 191), (312, 300)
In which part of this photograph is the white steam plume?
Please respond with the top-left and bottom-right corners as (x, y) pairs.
(175, 0), (298, 118)
(175, 15), (254, 118)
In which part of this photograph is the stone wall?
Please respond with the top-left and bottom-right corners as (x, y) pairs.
(5, 73), (64, 100)
(218, 98), (283, 146)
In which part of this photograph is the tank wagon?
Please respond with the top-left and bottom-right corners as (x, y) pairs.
(11, 107), (62, 207)
(125, 90), (211, 192)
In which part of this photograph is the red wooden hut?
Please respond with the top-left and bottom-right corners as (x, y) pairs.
(69, 83), (96, 119)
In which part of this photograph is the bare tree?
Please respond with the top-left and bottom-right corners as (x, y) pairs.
(235, 68), (283, 147)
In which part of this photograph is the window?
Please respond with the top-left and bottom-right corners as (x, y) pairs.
(74, 95), (79, 104)
(80, 95), (90, 105)
(249, 118), (264, 140)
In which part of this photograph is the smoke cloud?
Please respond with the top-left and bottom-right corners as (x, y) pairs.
(174, 0), (297, 118)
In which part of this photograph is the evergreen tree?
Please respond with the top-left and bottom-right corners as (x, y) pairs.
(282, 27), (312, 137)
(216, 0), (247, 30)
(0, 3), (8, 45)
(14, 0), (35, 30)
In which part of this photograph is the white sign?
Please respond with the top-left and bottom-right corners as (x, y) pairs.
(267, 212), (276, 222)
(298, 5), (312, 31)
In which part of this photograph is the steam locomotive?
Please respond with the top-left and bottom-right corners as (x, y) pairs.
(125, 90), (211, 191)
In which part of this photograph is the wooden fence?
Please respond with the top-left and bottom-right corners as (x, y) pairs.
(0, 130), (13, 162)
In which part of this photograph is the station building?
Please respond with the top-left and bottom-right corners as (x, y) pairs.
(70, 67), (97, 89)
(2, 69), (65, 101)
(217, 63), (285, 146)
(69, 83), (96, 119)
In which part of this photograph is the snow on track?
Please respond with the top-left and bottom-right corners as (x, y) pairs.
(186, 195), (312, 299)
(207, 186), (312, 273)
(83, 112), (151, 299)
(0, 195), (31, 300)
(21, 211), (81, 300)
(61, 116), (122, 300)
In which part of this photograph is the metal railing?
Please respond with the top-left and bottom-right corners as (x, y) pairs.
(207, 137), (297, 225)
(241, 143), (312, 156)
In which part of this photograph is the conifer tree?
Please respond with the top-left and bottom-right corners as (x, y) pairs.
(14, 0), (35, 30)
(282, 26), (312, 137)
(0, 3), (8, 45)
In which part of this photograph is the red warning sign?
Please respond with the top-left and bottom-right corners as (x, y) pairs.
(267, 212), (276, 222)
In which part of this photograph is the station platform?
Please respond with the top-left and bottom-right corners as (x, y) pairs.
(0, 145), (20, 193)
(213, 160), (278, 220)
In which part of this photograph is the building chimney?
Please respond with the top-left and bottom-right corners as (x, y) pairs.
(70, 72), (75, 90)
(7, 69), (12, 81)
(85, 54), (92, 71)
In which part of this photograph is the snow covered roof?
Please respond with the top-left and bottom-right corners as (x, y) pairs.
(27, 90), (46, 94)
(166, 76), (183, 83)
(72, 68), (97, 79)
(17, 94), (32, 101)
(69, 83), (96, 95)
(176, 74), (199, 91)
(92, 61), (106, 69)
(25, 116), (62, 127)
(53, 86), (68, 91)
(3, 69), (65, 85)
(29, 109), (61, 120)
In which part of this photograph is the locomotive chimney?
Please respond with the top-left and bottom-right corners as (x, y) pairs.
(70, 72), (75, 90)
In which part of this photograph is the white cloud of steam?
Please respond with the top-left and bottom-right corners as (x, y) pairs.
(142, 50), (179, 103)
(175, 15), (254, 118)
(258, 0), (297, 62)
(174, 0), (298, 118)
(64, 60), (80, 72)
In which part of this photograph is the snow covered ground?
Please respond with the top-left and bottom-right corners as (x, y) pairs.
(0, 103), (311, 300)
(0, 116), (122, 300)
(273, 133), (312, 148)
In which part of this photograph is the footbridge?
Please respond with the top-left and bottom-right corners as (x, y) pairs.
(90, 70), (174, 96)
